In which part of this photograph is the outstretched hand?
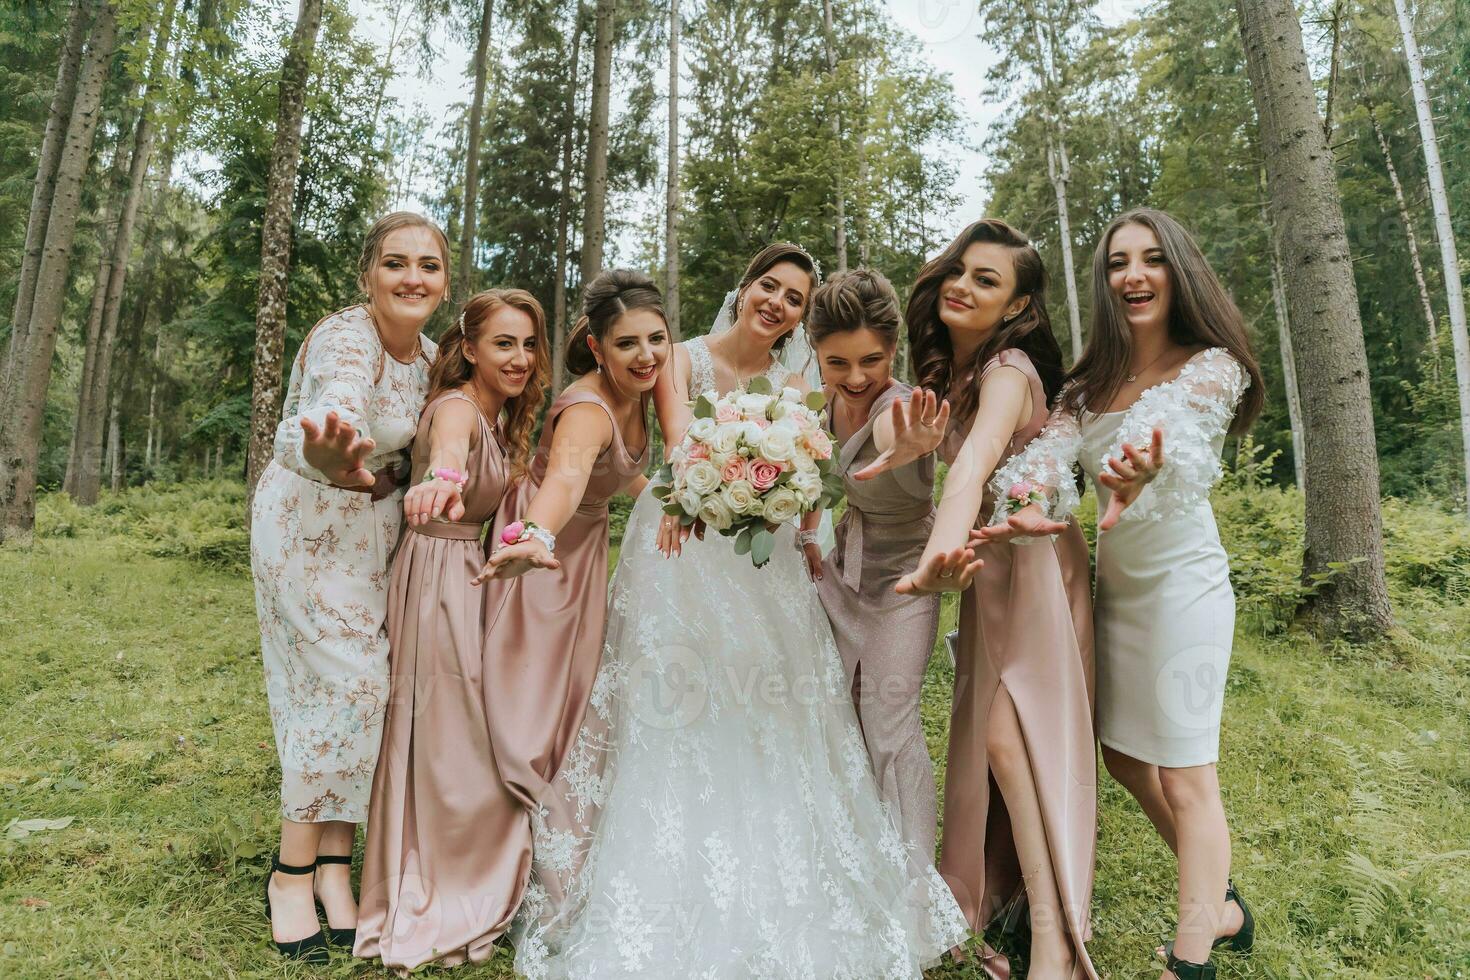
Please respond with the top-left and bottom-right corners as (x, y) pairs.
(403, 476), (465, 527)
(895, 546), (984, 595)
(969, 502), (1069, 546)
(472, 539), (561, 584)
(1097, 427), (1165, 532)
(852, 388), (950, 481)
(300, 411), (375, 489)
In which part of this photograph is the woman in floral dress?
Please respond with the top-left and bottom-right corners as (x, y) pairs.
(249, 212), (448, 961)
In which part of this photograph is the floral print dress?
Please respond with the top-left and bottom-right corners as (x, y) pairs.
(249, 305), (436, 823)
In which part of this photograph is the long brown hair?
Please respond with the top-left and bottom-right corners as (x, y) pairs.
(565, 269), (667, 376)
(807, 267), (901, 347)
(428, 289), (549, 477)
(734, 242), (820, 352)
(1062, 208), (1264, 434)
(907, 218), (1064, 425)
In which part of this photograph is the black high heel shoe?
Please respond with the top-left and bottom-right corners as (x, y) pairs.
(1164, 946), (1216, 980)
(313, 854), (358, 948)
(1161, 878), (1257, 964)
(263, 855), (329, 963)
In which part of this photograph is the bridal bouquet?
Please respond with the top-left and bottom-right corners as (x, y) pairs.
(653, 376), (844, 567)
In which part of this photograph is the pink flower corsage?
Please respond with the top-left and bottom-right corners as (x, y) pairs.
(1003, 481), (1048, 516)
(500, 518), (556, 554)
(423, 467), (467, 492)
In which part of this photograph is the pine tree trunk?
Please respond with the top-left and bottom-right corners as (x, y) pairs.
(1030, 18), (1082, 362)
(457, 0), (495, 303)
(665, 0), (682, 340)
(579, 0), (615, 284)
(1391, 0), (1470, 510)
(68, 0), (175, 505)
(245, 0), (325, 506)
(3, 0), (92, 399)
(1367, 105), (1438, 358)
(1269, 242), (1307, 491)
(820, 0), (847, 274)
(1236, 0), (1394, 638)
(553, 1), (586, 392)
(0, 2), (119, 544)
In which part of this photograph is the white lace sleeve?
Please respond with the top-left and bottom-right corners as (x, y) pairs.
(985, 405), (1084, 527)
(1107, 347), (1247, 522)
(272, 313), (378, 484)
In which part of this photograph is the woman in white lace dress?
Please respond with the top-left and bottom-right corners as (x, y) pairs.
(249, 213), (447, 961)
(510, 244), (969, 979)
(978, 210), (1264, 980)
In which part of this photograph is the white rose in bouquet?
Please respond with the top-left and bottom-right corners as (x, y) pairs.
(685, 459), (722, 496)
(790, 468), (822, 501)
(686, 416), (717, 442)
(780, 386), (802, 403)
(737, 421), (765, 446)
(720, 479), (759, 516)
(761, 486), (802, 523)
(757, 425), (798, 464)
(735, 392), (771, 418)
(712, 425), (742, 455)
(698, 495), (736, 531)
(675, 486), (704, 516)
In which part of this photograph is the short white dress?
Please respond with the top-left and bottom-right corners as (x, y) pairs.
(991, 347), (1249, 768)
(249, 305), (435, 822)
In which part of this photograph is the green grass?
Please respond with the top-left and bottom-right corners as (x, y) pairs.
(2, 482), (1468, 977)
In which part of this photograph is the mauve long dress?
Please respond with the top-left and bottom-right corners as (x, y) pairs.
(355, 390), (516, 970)
(815, 380), (942, 860)
(481, 384), (647, 907)
(938, 348), (1099, 980)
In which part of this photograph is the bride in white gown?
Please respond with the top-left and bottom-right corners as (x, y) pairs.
(511, 244), (968, 979)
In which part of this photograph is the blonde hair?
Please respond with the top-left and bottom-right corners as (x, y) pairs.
(357, 211), (450, 297)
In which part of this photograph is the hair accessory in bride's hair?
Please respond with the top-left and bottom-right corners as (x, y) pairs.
(455, 310), (466, 334)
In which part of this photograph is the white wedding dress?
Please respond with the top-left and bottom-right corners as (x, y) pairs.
(511, 337), (969, 979)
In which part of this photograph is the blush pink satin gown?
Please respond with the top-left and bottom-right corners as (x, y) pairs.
(939, 349), (1099, 979)
(481, 385), (647, 904)
(355, 390), (516, 970)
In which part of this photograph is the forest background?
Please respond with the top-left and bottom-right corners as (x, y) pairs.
(1, 0), (1469, 975)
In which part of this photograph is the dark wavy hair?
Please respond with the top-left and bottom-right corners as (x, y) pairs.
(734, 242), (820, 352)
(426, 289), (549, 478)
(907, 218), (1065, 425)
(806, 267), (901, 348)
(1061, 208), (1264, 434)
(565, 269), (667, 376)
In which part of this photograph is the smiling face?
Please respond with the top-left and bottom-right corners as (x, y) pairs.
(1106, 221), (1173, 332)
(815, 327), (894, 413)
(737, 260), (811, 346)
(936, 241), (1030, 344)
(588, 308), (670, 396)
(464, 304), (538, 400)
(365, 226), (448, 330)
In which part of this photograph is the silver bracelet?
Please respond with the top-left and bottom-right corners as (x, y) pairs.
(795, 529), (819, 548)
(524, 525), (556, 554)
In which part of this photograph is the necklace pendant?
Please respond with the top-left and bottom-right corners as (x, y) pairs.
(1125, 373), (1137, 383)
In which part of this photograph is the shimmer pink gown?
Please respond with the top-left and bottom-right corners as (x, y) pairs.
(356, 390), (516, 970)
(939, 349), (1099, 979)
(481, 385), (648, 905)
(815, 380), (942, 859)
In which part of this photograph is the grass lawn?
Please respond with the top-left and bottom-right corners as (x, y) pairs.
(1, 483), (1467, 977)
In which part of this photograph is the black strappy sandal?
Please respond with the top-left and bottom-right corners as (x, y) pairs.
(263, 855), (329, 963)
(1217, 879), (1255, 955)
(1164, 946), (1216, 980)
(313, 854), (358, 948)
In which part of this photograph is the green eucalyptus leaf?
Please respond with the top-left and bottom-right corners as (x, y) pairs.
(747, 376), (773, 396)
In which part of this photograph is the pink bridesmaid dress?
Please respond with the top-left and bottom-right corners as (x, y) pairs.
(480, 385), (647, 903)
(355, 391), (518, 970)
(939, 348), (1100, 979)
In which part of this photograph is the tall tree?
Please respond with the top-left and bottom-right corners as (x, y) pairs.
(67, 0), (179, 504)
(820, 0), (847, 274)
(579, 0), (614, 283)
(1236, 0), (1393, 637)
(2, 0), (91, 398)
(553, 0), (586, 391)
(244, 0), (325, 501)
(0, 1), (120, 543)
(1391, 0), (1470, 513)
(457, 0), (495, 302)
(665, 0), (682, 338)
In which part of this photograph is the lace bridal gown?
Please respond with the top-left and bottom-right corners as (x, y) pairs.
(511, 337), (969, 979)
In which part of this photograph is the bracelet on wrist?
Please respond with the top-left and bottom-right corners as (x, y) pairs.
(423, 467), (467, 492)
(795, 529), (820, 548)
(499, 519), (556, 554)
